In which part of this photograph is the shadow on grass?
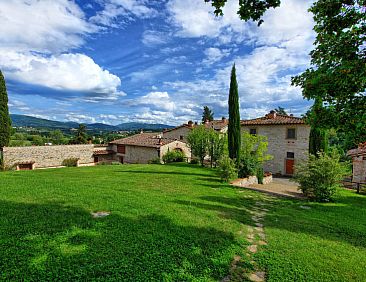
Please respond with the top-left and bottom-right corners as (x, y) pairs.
(0, 200), (237, 281)
(114, 170), (214, 178)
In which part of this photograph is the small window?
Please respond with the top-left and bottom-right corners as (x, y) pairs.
(180, 135), (184, 140)
(249, 128), (257, 135)
(287, 152), (295, 159)
(287, 128), (296, 139)
(117, 145), (126, 154)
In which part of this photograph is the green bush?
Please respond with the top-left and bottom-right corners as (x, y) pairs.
(293, 151), (350, 202)
(190, 158), (199, 165)
(257, 167), (264, 184)
(238, 156), (258, 178)
(217, 156), (237, 182)
(149, 158), (162, 164)
(62, 158), (79, 167)
(162, 150), (185, 164)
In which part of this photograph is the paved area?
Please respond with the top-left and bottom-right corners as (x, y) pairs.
(234, 177), (305, 199)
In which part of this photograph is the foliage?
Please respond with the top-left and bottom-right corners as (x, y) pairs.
(256, 167), (264, 184)
(207, 129), (225, 167)
(50, 130), (67, 145)
(148, 157), (162, 164)
(308, 98), (329, 155)
(162, 150), (185, 164)
(190, 158), (199, 165)
(239, 131), (272, 178)
(217, 155), (238, 182)
(187, 125), (209, 166)
(73, 124), (88, 144)
(274, 106), (287, 115)
(202, 106), (214, 123)
(204, 0), (281, 25)
(0, 71), (11, 150)
(61, 158), (79, 167)
(97, 161), (122, 166)
(292, 0), (366, 149)
(228, 64), (241, 164)
(293, 151), (350, 202)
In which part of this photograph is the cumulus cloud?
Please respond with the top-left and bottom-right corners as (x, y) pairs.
(203, 48), (231, 64)
(0, 0), (96, 54)
(142, 30), (168, 45)
(0, 51), (122, 98)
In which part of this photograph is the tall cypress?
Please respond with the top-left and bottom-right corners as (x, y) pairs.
(0, 70), (11, 167)
(228, 64), (241, 163)
(309, 98), (328, 155)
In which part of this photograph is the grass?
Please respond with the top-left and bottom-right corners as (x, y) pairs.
(1, 163), (366, 281)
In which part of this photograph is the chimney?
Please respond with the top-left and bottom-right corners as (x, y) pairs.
(267, 110), (277, 119)
(222, 116), (227, 123)
(187, 120), (194, 127)
(194, 121), (198, 126)
(140, 129), (144, 134)
(204, 119), (209, 124)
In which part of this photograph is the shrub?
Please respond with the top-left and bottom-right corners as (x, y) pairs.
(257, 167), (264, 184)
(217, 155), (237, 182)
(149, 158), (162, 164)
(238, 156), (258, 178)
(292, 151), (350, 202)
(190, 158), (199, 165)
(62, 158), (79, 167)
(162, 150), (185, 164)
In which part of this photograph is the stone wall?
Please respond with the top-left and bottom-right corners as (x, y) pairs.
(241, 124), (310, 175)
(3, 144), (95, 169)
(163, 126), (192, 142)
(160, 141), (192, 161)
(352, 155), (366, 182)
(119, 145), (160, 164)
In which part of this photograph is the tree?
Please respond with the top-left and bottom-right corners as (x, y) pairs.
(74, 124), (88, 144)
(308, 98), (329, 155)
(204, 0), (281, 25)
(202, 106), (214, 123)
(50, 130), (66, 145)
(292, 0), (366, 149)
(207, 129), (225, 167)
(0, 71), (11, 168)
(274, 107), (287, 115)
(228, 64), (241, 164)
(187, 126), (209, 166)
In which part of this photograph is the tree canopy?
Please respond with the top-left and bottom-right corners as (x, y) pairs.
(0, 71), (11, 149)
(274, 107), (287, 115)
(202, 106), (214, 123)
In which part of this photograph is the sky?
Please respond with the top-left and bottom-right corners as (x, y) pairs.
(0, 0), (316, 126)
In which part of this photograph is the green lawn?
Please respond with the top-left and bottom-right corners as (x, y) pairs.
(0, 164), (366, 281)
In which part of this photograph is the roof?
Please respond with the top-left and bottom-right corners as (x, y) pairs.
(241, 112), (306, 126)
(163, 124), (193, 133)
(347, 142), (366, 157)
(110, 133), (176, 148)
(163, 119), (228, 133)
(93, 150), (114, 155)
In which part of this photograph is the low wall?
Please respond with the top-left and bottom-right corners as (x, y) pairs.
(231, 175), (273, 187)
(3, 144), (95, 169)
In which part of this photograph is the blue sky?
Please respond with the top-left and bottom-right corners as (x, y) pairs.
(0, 0), (315, 125)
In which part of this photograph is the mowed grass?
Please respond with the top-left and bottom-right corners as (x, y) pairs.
(1, 164), (366, 281)
(0, 164), (259, 281)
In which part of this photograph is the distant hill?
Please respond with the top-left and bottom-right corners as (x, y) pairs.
(10, 114), (174, 132)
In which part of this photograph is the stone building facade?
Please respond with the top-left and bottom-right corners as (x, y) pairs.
(241, 111), (310, 175)
(348, 143), (366, 183)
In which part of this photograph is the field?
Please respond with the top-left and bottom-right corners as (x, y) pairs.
(1, 164), (366, 281)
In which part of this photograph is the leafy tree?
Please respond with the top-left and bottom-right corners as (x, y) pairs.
(202, 106), (214, 123)
(50, 130), (67, 145)
(204, 0), (281, 25)
(74, 124), (88, 144)
(187, 126), (209, 166)
(239, 131), (272, 178)
(207, 129), (225, 168)
(217, 155), (237, 182)
(274, 107), (288, 115)
(0, 71), (11, 168)
(228, 64), (241, 164)
(293, 151), (350, 202)
(292, 0), (366, 149)
(308, 98), (329, 155)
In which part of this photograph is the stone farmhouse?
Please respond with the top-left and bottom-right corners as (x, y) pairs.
(241, 111), (310, 176)
(347, 142), (366, 183)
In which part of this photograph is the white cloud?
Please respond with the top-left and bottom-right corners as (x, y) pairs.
(203, 48), (231, 64)
(142, 30), (168, 45)
(133, 92), (176, 112)
(0, 0), (96, 54)
(1, 51), (122, 98)
(91, 0), (157, 27)
(65, 113), (97, 124)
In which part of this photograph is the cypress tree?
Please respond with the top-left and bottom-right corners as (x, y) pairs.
(0, 70), (11, 168)
(228, 64), (241, 163)
(309, 98), (328, 155)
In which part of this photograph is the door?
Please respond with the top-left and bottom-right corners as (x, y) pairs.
(285, 159), (295, 175)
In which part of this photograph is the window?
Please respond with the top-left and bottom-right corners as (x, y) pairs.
(287, 152), (295, 159)
(249, 128), (257, 135)
(117, 145), (126, 154)
(180, 135), (184, 140)
(287, 128), (296, 139)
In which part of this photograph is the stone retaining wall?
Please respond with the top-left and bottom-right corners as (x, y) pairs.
(3, 144), (95, 169)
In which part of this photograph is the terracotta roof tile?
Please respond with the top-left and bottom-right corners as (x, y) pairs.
(110, 133), (176, 148)
(93, 150), (114, 155)
(241, 113), (306, 126)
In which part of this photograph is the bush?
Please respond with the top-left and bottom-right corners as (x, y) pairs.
(149, 158), (162, 164)
(217, 156), (237, 182)
(238, 156), (258, 178)
(62, 158), (79, 167)
(190, 158), (199, 165)
(97, 161), (122, 166)
(292, 151), (350, 202)
(162, 150), (185, 164)
(257, 167), (264, 184)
